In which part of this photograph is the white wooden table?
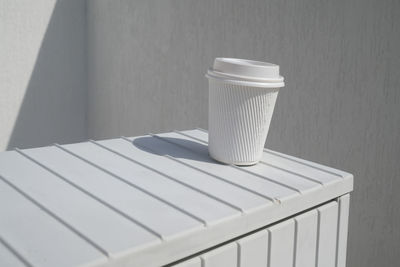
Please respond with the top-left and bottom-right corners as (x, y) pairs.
(0, 129), (353, 267)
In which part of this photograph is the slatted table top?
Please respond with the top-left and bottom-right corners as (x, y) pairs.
(0, 129), (353, 267)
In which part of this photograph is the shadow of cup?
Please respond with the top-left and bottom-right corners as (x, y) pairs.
(131, 136), (221, 164)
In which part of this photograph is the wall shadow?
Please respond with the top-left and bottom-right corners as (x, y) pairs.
(6, 0), (87, 150)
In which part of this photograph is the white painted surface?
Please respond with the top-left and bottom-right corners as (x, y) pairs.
(0, 0), (87, 151)
(0, 151), (159, 254)
(0, 240), (26, 267)
(336, 194), (351, 267)
(268, 220), (295, 267)
(294, 210), (318, 266)
(176, 198), (348, 267)
(95, 138), (269, 212)
(201, 243), (237, 267)
(61, 142), (241, 225)
(316, 202), (339, 267)
(237, 230), (269, 267)
(20, 146), (202, 239)
(0, 130), (352, 266)
(0, 180), (105, 267)
(173, 258), (201, 267)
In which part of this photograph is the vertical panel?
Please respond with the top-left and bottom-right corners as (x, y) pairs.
(294, 209), (318, 267)
(237, 230), (268, 267)
(173, 257), (201, 267)
(317, 202), (339, 267)
(268, 219), (295, 267)
(201, 243), (237, 267)
(336, 194), (350, 267)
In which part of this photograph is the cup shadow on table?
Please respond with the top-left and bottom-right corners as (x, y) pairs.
(131, 136), (221, 164)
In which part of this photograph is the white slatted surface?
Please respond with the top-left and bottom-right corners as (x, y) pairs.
(175, 197), (349, 267)
(0, 129), (352, 267)
(0, 237), (30, 267)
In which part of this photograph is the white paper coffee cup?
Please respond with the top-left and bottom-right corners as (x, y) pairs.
(206, 58), (285, 166)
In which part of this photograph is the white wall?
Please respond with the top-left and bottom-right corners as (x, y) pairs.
(86, 1), (400, 267)
(0, 0), (87, 150)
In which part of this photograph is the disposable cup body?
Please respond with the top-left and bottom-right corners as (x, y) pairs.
(206, 58), (284, 165)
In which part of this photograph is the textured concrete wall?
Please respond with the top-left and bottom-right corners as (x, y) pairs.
(87, 1), (400, 266)
(0, 0), (87, 150)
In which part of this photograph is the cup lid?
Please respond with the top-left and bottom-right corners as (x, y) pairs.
(206, 58), (284, 87)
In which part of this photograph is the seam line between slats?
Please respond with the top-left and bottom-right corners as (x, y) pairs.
(259, 161), (324, 185)
(263, 149), (344, 178)
(163, 153), (277, 202)
(172, 132), (305, 192)
(230, 165), (303, 194)
(0, 233), (34, 267)
(121, 137), (275, 202)
(175, 131), (316, 193)
(157, 133), (302, 193)
(175, 130), (339, 183)
(55, 143), (208, 226)
(177, 129), (343, 178)
(15, 148), (163, 240)
(174, 130), (208, 144)
(0, 174), (110, 257)
(95, 138), (244, 213)
(151, 134), (301, 195)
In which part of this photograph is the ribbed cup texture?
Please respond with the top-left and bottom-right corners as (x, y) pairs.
(208, 79), (279, 165)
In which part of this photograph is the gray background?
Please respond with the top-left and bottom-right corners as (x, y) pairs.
(2, 0), (400, 266)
